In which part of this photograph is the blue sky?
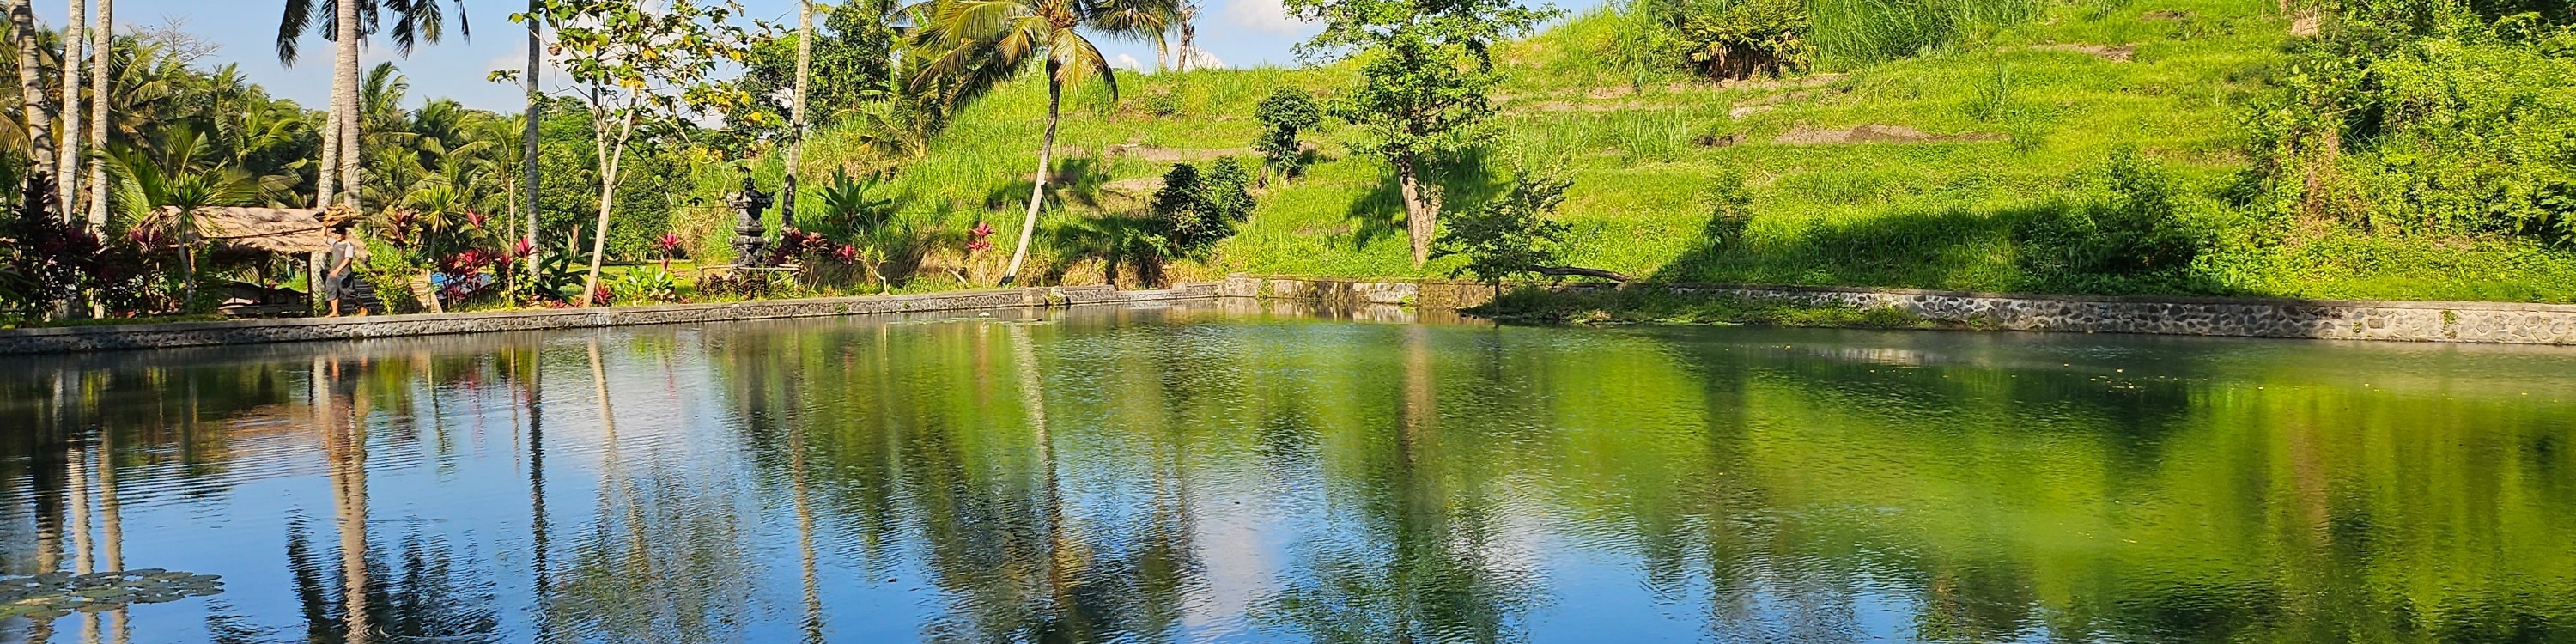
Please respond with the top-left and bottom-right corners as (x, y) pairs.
(25, 0), (1345, 113)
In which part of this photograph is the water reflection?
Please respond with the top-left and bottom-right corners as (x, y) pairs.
(0, 304), (2573, 642)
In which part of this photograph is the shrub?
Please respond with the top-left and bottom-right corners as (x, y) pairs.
(2016, 148), (2215, 283)
(1255, 88), (1324, 184)
(1146, 158), (1257, 257)
(2249, 4), (2576, 242)
(611, 267), (682, 304)
(1435, 169), (1575, 286)
(1672, 0), (1814, 79)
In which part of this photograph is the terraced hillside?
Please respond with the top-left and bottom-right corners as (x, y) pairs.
(720, 0), (2576, 302)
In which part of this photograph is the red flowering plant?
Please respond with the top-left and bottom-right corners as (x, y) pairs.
(968, 221), (995, 253)
(658, 233), (683, 270)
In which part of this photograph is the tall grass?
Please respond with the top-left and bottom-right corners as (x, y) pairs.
(1807, 0), (2054, 67)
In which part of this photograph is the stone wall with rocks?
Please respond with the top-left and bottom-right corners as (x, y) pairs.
(1224, 276), (2576, 345)
(10, 275), (2573, 355)
(0, 284), (1218, 355)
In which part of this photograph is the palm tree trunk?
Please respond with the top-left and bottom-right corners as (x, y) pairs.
(57, 0), (82, 217)
(85, 0), (108, 231)
(782, 0), (811, 231)
(523, 0), (542, 292)
(1001, 71), (1061, 286)
(12, 0), (57, 191)
(334, 0), (361, 207)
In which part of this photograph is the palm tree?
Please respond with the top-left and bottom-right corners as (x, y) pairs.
(12, 0), (58, 192)
(85, 0), (112, 229)
(275, 0), (473, 208)
(58, 0), (84, 216)
(912, 0), (1170, 285)
(783, 0), (815, 232)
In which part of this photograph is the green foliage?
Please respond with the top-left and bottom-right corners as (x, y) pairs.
(724, 0), (901, 144)
(2251, 5), (2576, 242)
(611, 266), (682, 304)
(2015, 148), (2216, 289)
(801, 167), (896, 239)
(1289, 0), (1559, 167)
(1254, 88), (1323, 182)
(1146, 158), (1257, 257)
(1673, 0), (1815, 79)
(1435, 170), (1574, 285)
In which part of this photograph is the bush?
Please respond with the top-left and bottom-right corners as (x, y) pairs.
(2016, 148), (2216, 286)
(2250, 4), (2576, 242)
(1146, 158), (1257, 257)
(1435, 168), (1575, 286)
(611, 267), (682, 304)
(1672, 0), (1814, 79)
(1255, 88), (1324, 183)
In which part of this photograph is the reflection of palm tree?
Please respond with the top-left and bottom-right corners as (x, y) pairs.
(319, 356), (376, 644)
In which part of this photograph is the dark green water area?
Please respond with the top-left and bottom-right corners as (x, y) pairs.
(2, 302), (2573, 642)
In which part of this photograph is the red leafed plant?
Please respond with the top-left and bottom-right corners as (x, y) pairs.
(968, 221), (995, 253)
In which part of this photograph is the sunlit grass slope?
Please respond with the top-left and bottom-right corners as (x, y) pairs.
(744, 0), (2576, 302)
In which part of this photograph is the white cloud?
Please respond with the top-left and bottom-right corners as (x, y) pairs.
(1219, 0), (1312, 35)
(1113, 53), (1148, 73)
(1178, 46), (1224, 70)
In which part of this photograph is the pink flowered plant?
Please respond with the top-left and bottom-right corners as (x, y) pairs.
(968, 222), (995, 253)
(833, 244), (860, 263)
(658, 233), (683, 270)
(467, 211), (488, 229)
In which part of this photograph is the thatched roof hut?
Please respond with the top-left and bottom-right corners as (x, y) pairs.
(163, 206), (366, 257)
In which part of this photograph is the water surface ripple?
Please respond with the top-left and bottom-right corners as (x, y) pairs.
(2, 303), (2573, 643)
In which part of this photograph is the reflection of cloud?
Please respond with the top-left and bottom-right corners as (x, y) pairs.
(1220, 0), (1311, 35)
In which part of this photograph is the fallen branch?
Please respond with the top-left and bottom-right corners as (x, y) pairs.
(1534, 266), (1634, 282)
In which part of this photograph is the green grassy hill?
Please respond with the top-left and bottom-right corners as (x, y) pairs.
(735, 0), (2576, 302)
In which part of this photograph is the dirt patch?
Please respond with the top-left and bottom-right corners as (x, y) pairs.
(2033, 43), (2137, 62)
(1103, 177), (1163, 196)
(2290, 9), (2321, 37)
(1103, 144), (1251, 163)
(1773, 125), (2008, 145)
(2142, 9), (2192, 21)
(1729, 105), (1775, 118)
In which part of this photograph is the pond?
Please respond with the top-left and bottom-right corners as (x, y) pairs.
(2, 302), (2573, 643)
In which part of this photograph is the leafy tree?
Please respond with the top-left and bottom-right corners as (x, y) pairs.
(507, 0), (747, 307)
(1253, 88), (1321, 185)
(910, 0), (1171, 284)
(729, 0), (898, 140)
(1285, 0), (1557, 266)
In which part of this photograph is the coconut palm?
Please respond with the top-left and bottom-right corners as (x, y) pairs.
(86, 0), (112, 229)
(910, 0), (1171, 285)
(275, 0), (473, 208)
(12, 0), (58, 192)
(58, 0), (84, 216)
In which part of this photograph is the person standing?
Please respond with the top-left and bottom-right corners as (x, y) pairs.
(324, 226), (364, 318)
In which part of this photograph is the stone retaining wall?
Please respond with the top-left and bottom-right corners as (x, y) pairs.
(0, 283), (1218, 355)
(1224, 275), (2576, 345)
(10, 276), (2575, 355)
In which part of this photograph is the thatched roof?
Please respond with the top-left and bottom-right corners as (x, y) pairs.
(167, 207), (365, 257)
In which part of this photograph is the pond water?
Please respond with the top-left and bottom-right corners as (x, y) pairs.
(2, 302), (2574, 643)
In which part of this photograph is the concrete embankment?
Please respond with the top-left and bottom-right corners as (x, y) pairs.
(8, 276), (2575, 355)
